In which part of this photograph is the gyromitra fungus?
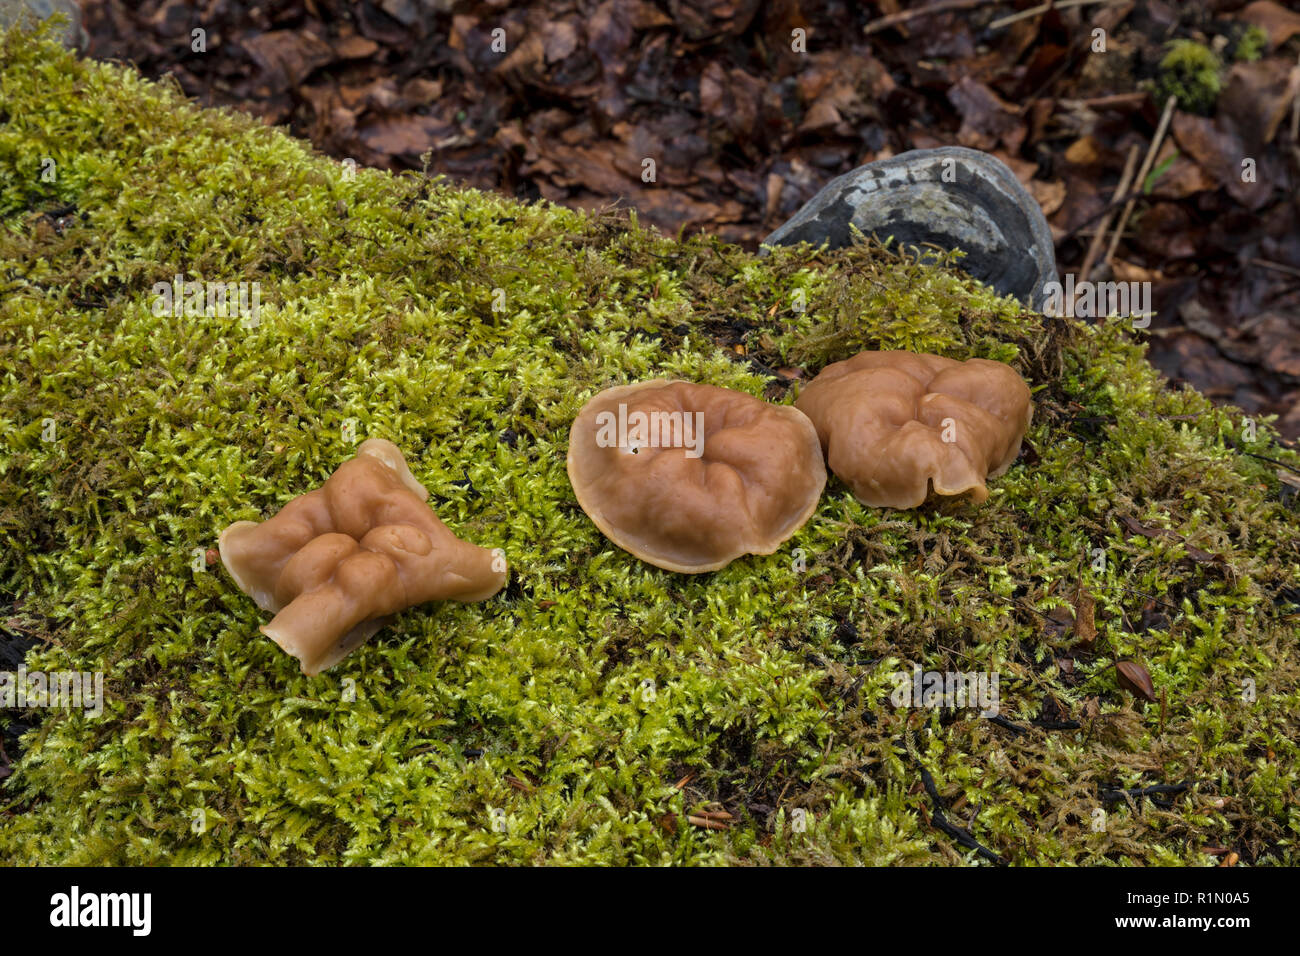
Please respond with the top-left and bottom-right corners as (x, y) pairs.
(794, 350), (1032, 509)
(219, 439), (506, 675)
(567, 380), (826, 572)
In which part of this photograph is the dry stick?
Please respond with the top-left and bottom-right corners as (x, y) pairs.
(1104, 94), (1178, 266)
(987, 715), (1028, 737)
(1058, 184), (1147, 241)
(1018, 48), (1081, 113)
(863, 0), (1005, 35)
(901, 732), (1006, 864)
(1099, 781), (1190, 805)
(988, 0), (1114, 30)
(1092, 584), (1178, 612)
(1069, 91), (1149, 109)
(986, 714), (1082, 735)
(1080, 144), (1140, 283)
(1250, 258), (1300, 280)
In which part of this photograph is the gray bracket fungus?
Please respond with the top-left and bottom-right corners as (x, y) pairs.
(762, 146), (1058, 310)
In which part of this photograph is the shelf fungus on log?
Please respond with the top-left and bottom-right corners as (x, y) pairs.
(795, 350), (1033, 509)
(762, 146), (1056, 309)
(567, 380), (826, 573)
(218, 439), (506, 675)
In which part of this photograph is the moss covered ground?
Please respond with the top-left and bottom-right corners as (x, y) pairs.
(1, 25), (1298, 865)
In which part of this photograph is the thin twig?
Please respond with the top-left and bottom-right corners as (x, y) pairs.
(901, 732), (1006, 864)
(989, 0), (1114, 31)
(1105, 94), (1177, 265)
(863, 0), (1005, 36)
(1222, 435), (1300, 475)
(1080, 144), (1140, 283)
(987, 715), (1028, 736)
(1066, 92), (1149, 109)
(987, 714), (1081, 734)
(1100, 781), (1190, 806)
(1249, 258), (1300, 280)
(1090, 585), (1179, 612)
(1034, 718), (1083, 730)
(1058, 185), (1147, 242)
(686, 815), (729, 831)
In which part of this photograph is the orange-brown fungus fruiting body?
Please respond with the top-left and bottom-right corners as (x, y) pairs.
(567, 380), (826, 573)
(794, 350), (1032, 509)
(219, 439), (506, 675)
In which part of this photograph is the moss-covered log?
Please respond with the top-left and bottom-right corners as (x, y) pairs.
(1, 25), (1297, 865)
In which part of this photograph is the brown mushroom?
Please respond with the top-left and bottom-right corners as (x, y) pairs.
(219, 439), (506, 675)
(794, 350), (1032, 509)
(567, 380), (826, 572)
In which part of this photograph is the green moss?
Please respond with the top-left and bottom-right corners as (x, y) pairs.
(1151, 40), (1223, 115)
(2, 24), (1298, 865)
(1230, 25), (1268, 64)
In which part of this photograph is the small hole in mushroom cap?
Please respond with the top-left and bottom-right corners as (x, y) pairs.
(567, 379), (827, 573)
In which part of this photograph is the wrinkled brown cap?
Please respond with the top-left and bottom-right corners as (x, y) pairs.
(219, 439), (506, 675)
(794, 350), (1032, 509)
(567, 380), (826, 572)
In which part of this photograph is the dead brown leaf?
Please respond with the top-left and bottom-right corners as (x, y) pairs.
(1240, 1), (1300, 50)
(242, 29), (335, 93)
(1073, 588), (1097, 648)
(1115, 660), (1157, 702)
(948, 76), (1025, 152)
(359, 113), (459, 156)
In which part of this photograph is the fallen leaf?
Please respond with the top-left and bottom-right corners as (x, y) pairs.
(242, 30), (336, 92)
(1239, 1), (1300, 50)
(1030, 178), (1067, 217)
(333, 35), (379, 59)
(1115, 660), (1157, 702)
(541, 21), (580, 64)
(1110, 259), (1165, 283)
(1117, 514), (1223, 564)
(1172, 112), (1268, 210)
(1219, 59), (1300, 149)
(1064, 136), (1103, 165)
(947, 76), (1024, 152)
(359, 113), (459, 156)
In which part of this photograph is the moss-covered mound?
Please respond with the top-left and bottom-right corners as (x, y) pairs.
(2, 26), (1297, 865)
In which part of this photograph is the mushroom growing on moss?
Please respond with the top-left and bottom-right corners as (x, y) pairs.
(219, 439), (506, 675)
(795, 351), (1032, 509)
(567, 380), (826, 572)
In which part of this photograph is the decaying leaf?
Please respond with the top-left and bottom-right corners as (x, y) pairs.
(1118, 515), (1224, 564)
(1115, 660), (1157, 702)
(1073, 587), (1097, 648)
